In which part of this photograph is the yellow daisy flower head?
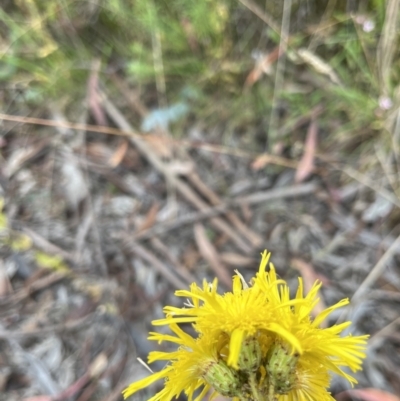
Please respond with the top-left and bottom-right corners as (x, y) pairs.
(123, 250), (368, 401)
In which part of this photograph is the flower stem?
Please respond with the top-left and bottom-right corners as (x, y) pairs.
(249, 373), (265, 401)
(267, 381), (275, 401)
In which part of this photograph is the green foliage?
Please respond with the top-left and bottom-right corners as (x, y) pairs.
(1, 0), (398, 159)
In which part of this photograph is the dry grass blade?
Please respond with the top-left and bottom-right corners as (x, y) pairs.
(0, 112), (256, 159)
(124, 241), (188, 288)
(234, 182), (316, 205)
(0, 113), (135, 137)
(377, 0), (400, 95)
(369, 316), (400, 347)
(325, 162), (400, 209)
(297, 48), (342, 85)
(268, 0), (292, 142)
(237, 0), (281, 36)
(295, 120), (318, 183)
(352, 233), (400, 302)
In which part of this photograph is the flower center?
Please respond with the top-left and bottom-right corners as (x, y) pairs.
(201, 335), (300, 401)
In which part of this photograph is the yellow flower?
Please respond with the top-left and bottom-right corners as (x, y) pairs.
(123, 251), (368, 401)
(123, 323), (221, 401)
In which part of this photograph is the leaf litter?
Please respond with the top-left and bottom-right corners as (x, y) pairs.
(1, 1), (400, 400)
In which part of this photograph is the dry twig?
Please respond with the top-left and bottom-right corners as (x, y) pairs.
(352, 233), (400, 301)
(100, 92), (254, 254)
(123, 241), (188, 289)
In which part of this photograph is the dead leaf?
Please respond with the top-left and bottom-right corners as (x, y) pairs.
(144, 135), (173, 159)
(194, 224), (232, 287)
(108, 139), (128, 168)
(336, 389), (400, 401)
(244, 46), (280, 88)
(295, 120), (318, 183)
(251, 153), (297, 171)
(136, 203), (160, 233)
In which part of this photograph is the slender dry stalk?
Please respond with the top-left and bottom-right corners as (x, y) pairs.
(377, 0), (400, 96)
(267, 0), (292, 150)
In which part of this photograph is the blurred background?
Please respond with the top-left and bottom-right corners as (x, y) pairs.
(1, 0), (400, 400)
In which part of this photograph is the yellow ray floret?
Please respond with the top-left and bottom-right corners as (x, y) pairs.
(123, 324), (217, 401)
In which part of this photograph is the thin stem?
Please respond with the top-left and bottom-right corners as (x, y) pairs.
(249, 373), (265, 401)
(268, 381), (275, 401)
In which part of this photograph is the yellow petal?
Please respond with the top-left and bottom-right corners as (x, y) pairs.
(122, 368), (171, 399)
(267, 323), (303, 354)
(227, 328), (246, 368)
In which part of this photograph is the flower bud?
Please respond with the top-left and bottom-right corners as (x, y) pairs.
(202, 360), (243, 397)
(266, 342), (299, 394)
(238, 335), (262, 373)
